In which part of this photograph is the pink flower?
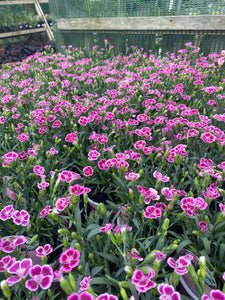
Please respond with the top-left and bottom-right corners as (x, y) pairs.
(181, 197), (198, 216)
(98, 159), (109, 170)
(88, 150), (100, 161)
(201, 132), (216, 143)
(78, 276), (92, 293)
(52, 120), (62, 128)
(59, 248), (80, 272)
(17, 133), (29, 142)
(12, 210), (30, 226)
(134, 140), (146, 150)
(127, 249), (143, 261)
(202, 290), (225, 300)
(153, 251), (166, 263)
(39, 126), (47, 134)
(144, 205), (162, 219)
(97, 135), (108, 144)
(167, 254), (193, 275)
(97, 294), (118, 300)
(40, 205), (51, 218)
(18, 151), (28, 160)
(2, 236), (27, 253)
(55, 197), (71, 211)
(7, 259), (32, 286)
(78, 116), (88, 126)
(33, 165), (45, 176)
(125, 172), (140, 180)
(100, 223), (114, 234)
(65, 132), (78, 144)
(157, 283), (181, 300)
(114, 224), (132, 234)
(59, 170), (74, 183)
(25, 265), (53, 291)
(199, 222), (208, 232)
(36, 244), (53, 257)
(0, 256), (16, 272)
(203, 186), (220, 199)
(70, 184), (89, 196)
(131, 267), (156, 293)
(37, 182), (49, 190)
(83, 166), (94, 177)
(220, 203), (225, 215)
(67, 292), (95, 300)
(153, 171), (170, 182)
(0, 205), (14, 220)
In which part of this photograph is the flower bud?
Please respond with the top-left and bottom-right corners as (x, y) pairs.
(71, 232), (78, 239)
(0, 280), (11, 299)
(187, 264), (198, 284)
(199, 256), (206, 279)
(75, 243), (81, 253)
(120, 287), (129, 300)
(63, 237), (69, 248)
(144, 252), (155, 263)
(29, 234), (38, 246)
(58, 228), (67, 235)
(60, 278), (72, 295)
(69, 273), (76, 290)
(162, 218), (169, 231)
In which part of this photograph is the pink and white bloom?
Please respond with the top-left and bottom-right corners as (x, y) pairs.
(131, 267), (156, 293)
(125, 172), (140, 180)
(144, 205), (162, 219)
(157, 283), (181, 300)
(99, 223), (114, 234)
(202, 290), (225, 300)
(68, 292), (95, 300)
(153, 171), (170, 182)
(36, 244), (53, 257)
(7, 259), (32, 286)
(12, 210), (30, 226)
(59, 248), (80, 272)
(167, 254), (193, 275)
(78, 276), (92, 293)
(25, 264), (53, 291)
(83, 166), (94, 177)
(0, 256), (16, 272)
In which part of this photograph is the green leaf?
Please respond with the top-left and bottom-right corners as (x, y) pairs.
(95, 252), (119, 264)
(176, 240), (193, 254)
(200, 237), (211, 255)
(87, 226), (101, 240)
(91, 266), (104, 277)
(91, 277), (116, 286)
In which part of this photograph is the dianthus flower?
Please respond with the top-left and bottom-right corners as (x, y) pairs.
(78, 276), (92, 293)
(157, 283), (181, 300)
(201, 290), (225, 300)
(67, 292), (95, 300)
(144, 205), (162, 219)
(167, 254), (193, 275)
(25, 264), (53, 291)
(59, 248), (80, 272)
(7, 259), (32, 286)
(153, 171), (170, 182)
(36, 244), (53, 257)
(131, 267), (156, 293)
(99, 223), (114, 234)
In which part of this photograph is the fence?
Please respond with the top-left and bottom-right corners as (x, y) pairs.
(48, 0), (225, 55)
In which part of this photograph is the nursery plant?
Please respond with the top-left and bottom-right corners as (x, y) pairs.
(0, 41), (224, 300)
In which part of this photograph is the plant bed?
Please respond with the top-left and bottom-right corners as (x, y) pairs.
(0, 42), (224, 300)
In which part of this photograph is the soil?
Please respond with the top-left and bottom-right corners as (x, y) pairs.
(0, 39), (56, 66)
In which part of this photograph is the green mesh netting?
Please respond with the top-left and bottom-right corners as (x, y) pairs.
(49, 0), (225, 55)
